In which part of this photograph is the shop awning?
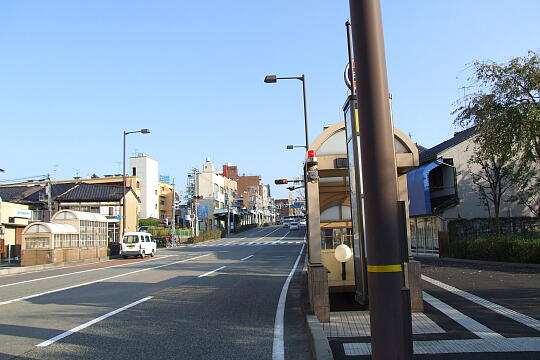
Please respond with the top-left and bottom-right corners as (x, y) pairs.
(407, 159), (441, 217)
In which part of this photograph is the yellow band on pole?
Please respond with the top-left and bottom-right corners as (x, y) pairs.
(367, 264), (402, 273)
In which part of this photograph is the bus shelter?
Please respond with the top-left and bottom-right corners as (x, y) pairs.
(21, 210), (108, 266)
(308, 121), (419, 296)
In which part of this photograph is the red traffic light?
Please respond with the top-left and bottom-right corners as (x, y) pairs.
(192, 195), (204, 199)
(274, 179), (288, 185)
(199, 195), (204, 199)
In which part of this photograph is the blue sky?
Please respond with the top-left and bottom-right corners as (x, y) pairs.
(0, 1), (538, 199)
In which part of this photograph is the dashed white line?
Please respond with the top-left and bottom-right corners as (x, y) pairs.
(272, 243), (305, 360)
(273, 231), (290, 243)
(36, 296), (153, 347)
(198, 266), (226, 278)
(240, 255), (254, 261)
(0, 254), (209, 306)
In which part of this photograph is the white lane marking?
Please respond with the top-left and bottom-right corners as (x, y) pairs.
(423, 291), (503, 339)
(36, 296), (153, 347)
(240, 255), (254, 261)
(198, 266), (226, 278)
(422, 275), (540, 332)
(272, 243), (305, 360)
(0, 256), (174, 289)
(273, 231), (290, 243)
(0, 254), (209, 306)
(254, 227), (281, 242)
(343, 337), (540, 356)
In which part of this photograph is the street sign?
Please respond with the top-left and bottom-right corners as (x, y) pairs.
(190, 214), (195, 219)
(195, 202), (200, 206)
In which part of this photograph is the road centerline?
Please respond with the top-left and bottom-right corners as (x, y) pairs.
(240, 255), (254, 261)
(0, 254), (209, 306)
(198, 266), (226, 278)
(0, 255), (174, 289)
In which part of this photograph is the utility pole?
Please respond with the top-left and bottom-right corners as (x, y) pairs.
(348, 1), (412, 359)
(46, 174), (53, 220)
(171, 178), (177, 247)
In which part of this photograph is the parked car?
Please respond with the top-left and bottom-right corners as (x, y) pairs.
(289, 221), (299, 231)
(283, 219), (291, 228)
(121, 232), (157, 259)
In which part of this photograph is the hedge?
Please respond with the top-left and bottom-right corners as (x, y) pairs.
(188, 230), (222, 244)
(449, 235), (540, 264)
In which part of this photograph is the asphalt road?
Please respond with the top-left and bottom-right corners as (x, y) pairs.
(0, 226), (311, 360)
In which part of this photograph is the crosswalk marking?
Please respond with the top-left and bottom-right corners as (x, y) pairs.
(422, 275), (540, 332)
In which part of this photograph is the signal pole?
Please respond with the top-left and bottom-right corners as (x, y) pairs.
(348, 0), (412, 358)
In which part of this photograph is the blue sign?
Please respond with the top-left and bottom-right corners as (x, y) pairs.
(159, 175), (171, 184)
(197, 206), (209, 221)
(116, 215), (121, 220)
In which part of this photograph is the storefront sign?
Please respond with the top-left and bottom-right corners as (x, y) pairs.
(14, 209), (32, 219)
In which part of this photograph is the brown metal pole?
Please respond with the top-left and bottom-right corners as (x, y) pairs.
(348, 0), (412, 359)
(122, 131), (126, 239)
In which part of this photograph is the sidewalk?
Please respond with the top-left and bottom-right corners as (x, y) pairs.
(307, 259), (540, 359)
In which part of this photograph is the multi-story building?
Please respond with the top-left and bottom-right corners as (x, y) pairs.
(196, 159), (239, 231)
(130, 153), (159, 220)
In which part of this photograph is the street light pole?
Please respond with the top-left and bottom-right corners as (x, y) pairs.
(122, 129), (150, 239)
(264, 74), (309, 148)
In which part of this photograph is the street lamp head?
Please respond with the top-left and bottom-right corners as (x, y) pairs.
(264, 75), (277, 83)
(141, 128), (150, 134)
(286, 145), (294, 150)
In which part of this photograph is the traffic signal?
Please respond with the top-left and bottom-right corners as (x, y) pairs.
(192, 195), (204, 199)
(274, 179), (288, 185)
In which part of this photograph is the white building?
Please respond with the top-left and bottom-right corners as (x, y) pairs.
(130, 154), (159, 219)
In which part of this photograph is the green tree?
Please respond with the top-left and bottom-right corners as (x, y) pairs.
(455, 51), (540, 218)
(467, 145), (519, 234)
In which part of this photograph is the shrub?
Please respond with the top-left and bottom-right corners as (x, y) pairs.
(188, 230), (222, 244)
(449, 235), (540, 264)
(139, 218), (161, 227)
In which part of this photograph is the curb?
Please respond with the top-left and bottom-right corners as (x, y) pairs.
(306, 315), (334, 360)
(0, 256), (115, 276)
(416, 255), (540, 269)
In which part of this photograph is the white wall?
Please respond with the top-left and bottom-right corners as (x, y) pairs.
(130, 155), (159, 219)
(439, 138), (532, 220)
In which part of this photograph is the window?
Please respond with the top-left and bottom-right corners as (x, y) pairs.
(334, 158), (348, 169)
(321, 228), (352, 250)
(160, 200), (165, 205)
(155, 204), (158, 209)
(136, 181), (140, 189)
(109, 207), (114, 216)
(155, 190), (158, 195)
(132, 167), (137, 176)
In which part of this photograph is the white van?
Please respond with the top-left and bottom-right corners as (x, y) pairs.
(121, 232), (157, 259)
